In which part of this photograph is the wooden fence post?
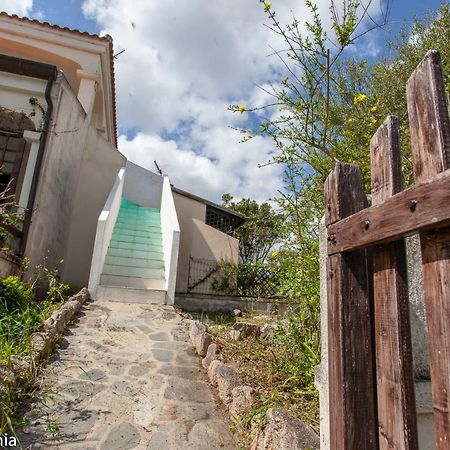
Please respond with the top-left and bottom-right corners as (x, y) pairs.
(325, 162), (378, 449)
(407, 50), (450, 449)
(370, 116), (418, 449)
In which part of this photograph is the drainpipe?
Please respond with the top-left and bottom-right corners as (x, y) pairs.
(0, 54), (58, 256)
(20, 71), (57, 255)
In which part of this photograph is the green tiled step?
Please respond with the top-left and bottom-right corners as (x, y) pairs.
(107, 241), (163, 253)
(107, 247), (163, 259)
(120, 199), (158, 209)
(117, 209), (160, 218)
(114, 223), (161, 233)
(113, 227), (162, 239)
(120, 203), (160, 213)
(102, 264), (165, 279)
(114, 222), (161, 231)
(110, 235), (162, 245)
(102, 198), (166, 287)
(105, 255), (164, 269)
(116, 216), (161, 224)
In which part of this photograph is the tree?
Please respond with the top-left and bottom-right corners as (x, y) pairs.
(230, 1), (449, 304)
(222, 194), (283, 264)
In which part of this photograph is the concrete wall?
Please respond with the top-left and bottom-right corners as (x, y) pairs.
(0, 16), (116, 145)
(160, 176), (180, 305)
(173, 192), (207, 293)
(0, 68), (124, 290)
(62, 126), (126, 290)
(173, 191), (239, 294)
(317, 220), (434, 448)
(190, 219), (239, 262)
(88, 167), (125, 297)
(0, 70), (47, 130)
(122, 161), (163, 209)
(23, 74), (89, 279)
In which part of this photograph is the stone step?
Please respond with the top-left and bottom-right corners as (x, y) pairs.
(95, 285), (166, 304)
(99, 274), (166, 289)
(102, 264), (165, 278)
(105, 255), (164, 269)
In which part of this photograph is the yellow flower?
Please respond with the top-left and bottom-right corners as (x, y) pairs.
(238, 105), (246, 114)
(370, 106), (377, 112)
(263, 2), (272, 11)
(270, 251), (278, 258)
(353, 93), (367, 105)
(347, 117), (353, 124)
(370, 118), (377, 125)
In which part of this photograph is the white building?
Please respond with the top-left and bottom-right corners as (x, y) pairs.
(0, 12), (242, 305)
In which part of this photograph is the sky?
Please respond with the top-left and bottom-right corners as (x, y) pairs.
(0, 0), (445, 203)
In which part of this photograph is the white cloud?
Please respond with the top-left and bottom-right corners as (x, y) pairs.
(119, 128), (283, 204)
(0, 0), (33, 16)
(82, 0), (383, 202)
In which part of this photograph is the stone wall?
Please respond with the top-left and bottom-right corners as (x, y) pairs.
(0, 249), (21, 278)
(189, 320), (320, 450)
(176, 293), (291, 314)
(316, 219), (435, 449)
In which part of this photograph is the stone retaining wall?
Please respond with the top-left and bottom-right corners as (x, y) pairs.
(189, 319), (319, 450)
(0, 288), (90, 429)
(176, 293), (292, 314)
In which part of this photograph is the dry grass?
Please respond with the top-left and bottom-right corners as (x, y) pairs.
(203, 312), (320, 433)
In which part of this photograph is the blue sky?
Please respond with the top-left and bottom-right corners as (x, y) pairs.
(0, 0), (446, 202)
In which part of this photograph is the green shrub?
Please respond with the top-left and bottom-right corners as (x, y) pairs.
(0, 276), (34, 314)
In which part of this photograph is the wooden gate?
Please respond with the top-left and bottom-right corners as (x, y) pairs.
(325, 50), (450, 449)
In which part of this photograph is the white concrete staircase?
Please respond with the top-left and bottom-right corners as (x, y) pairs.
(96, 198), (166, 303)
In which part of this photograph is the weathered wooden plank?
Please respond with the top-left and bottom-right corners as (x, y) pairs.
(407, 49), (450, 450)
(326, 168), (450, 255)
(371, 116), (418, 450)
(407, 50), (450, 183)
(325, 162), (378, 449)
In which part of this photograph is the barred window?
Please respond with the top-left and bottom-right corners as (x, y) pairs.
(205, 207), (235, 234)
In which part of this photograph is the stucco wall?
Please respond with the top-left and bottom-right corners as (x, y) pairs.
(190, 219), (239, 262)
(160, 176), (180, 305)
(0, 70), (47, 129)
(62, 126), (126, 290)
(173, 192), (207, 293)
(23, 74), (88, 280)
(122, 161), (163, 209)
(173, 191), (239, 294)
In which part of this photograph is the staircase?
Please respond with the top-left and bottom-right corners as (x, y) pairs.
(97, 198), (166, 303)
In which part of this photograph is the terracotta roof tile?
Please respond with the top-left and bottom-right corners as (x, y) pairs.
(0, 12), (109, 41)
(0, 11), (118, 147)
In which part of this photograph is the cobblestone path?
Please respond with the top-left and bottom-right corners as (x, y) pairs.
(14, 299), (236, 449)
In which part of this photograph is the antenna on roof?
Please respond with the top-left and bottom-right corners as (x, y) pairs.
(154, 160), (163, 176)
(113, 49), (126, 59)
